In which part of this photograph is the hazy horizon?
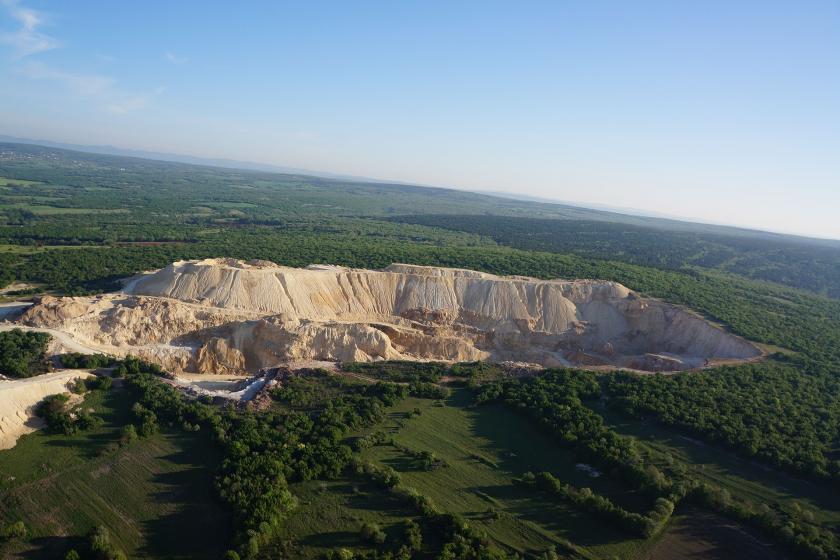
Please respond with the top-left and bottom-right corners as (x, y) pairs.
(1, 1), (838, 238)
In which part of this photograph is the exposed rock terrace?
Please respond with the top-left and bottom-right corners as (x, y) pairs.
(18, 258), (761, 374)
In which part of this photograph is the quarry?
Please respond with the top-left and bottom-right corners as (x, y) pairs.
(13, 258), (761, 375)
(0, 370), (93, 450)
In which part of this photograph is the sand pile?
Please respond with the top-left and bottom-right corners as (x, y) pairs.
(17, 259), (760, 374)
(0, 370), (92, 450)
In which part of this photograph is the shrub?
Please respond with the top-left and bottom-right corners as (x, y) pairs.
(37, 393), (74, 433)
(84, 375), (112, 392)
(88, 525), (127, 560)
(400, 519), (422, 551)
(0, 329), (50, 378)
(120, 424), (138, 446)
(359, 522), (386, 544)
(70, 377), (88, 394)
(1, 520), (27, 540)
(60, 353), (114, 369)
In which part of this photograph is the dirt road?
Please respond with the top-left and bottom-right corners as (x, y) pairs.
(0, 323), (101, 355)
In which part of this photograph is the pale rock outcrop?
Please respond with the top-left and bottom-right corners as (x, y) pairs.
(17, 259), (761, 374)
(0, 370), (93, 450)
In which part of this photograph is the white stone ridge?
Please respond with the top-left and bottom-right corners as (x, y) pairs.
(18, 259), (761, 374)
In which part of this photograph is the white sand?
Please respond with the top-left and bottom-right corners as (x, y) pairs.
(0, 369), (93, 450)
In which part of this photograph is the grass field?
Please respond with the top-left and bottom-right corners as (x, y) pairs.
(0, 244), (95, 254)
(0, 381), (800, 560)
(271, 386), (799, 559)
(644, 506), (786, 560)
(0, 387), (230, 559)
(352, 389), (657, 559)
(0, 177), (42, 187)
(268, 478), (424, 558)
(0, 204), (128, 215)
(592, 402), (840, 528)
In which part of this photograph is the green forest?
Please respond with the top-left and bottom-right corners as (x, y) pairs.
(2, 143), (840, 559)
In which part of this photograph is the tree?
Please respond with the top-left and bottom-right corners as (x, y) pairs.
(401, 519), (422, 551)
(89, 375), (113, 391)
(1, 520), (27, 539)
(120, 424), (138, 446)
(359, 522), (386, 545)
(0, 329), (51, 378)
(89, 525), (127, 560)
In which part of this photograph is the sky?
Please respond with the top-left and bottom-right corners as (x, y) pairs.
(0, 1), (838, 239)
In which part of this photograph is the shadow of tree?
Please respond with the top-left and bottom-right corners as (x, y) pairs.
(645, 506), (787, 560)
(2, 535), (86, 560)
(469, 482), (633, 547)
(136, 432), (231, 560)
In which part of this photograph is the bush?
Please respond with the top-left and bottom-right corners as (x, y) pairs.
(400, 519), (422, 551)
(87, 375), (112, 392)
(37, 393), (74, 433)
(409, 382), (449, 400)
(88, 525), (127, 560)
(353, 460), (402, 489)
(120, 424), (138, 446)
(0, 329), (50, 378)
(132, 402), (159, 437)
(1, 520), (27, 540)
(359, 522), (386, 544)
(60, 352), (114, 369)
(70, 377), (88, 394)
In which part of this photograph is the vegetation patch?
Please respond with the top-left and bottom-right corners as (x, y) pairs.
(0, 388), (230, 560)
(359, 389), (652, 558)
(644, 506), (786, 560)
(0, 329), (50, 378)
(0, 177), (42, 187)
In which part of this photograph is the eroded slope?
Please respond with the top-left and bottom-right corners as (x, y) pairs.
(0, 370), (92, 449)
(18, 259), (760, 374)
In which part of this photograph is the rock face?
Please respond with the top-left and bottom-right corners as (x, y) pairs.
(18, 258), (761, 374)
(0, 370), (93, 450)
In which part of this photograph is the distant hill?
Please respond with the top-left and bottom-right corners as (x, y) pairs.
(0, 134), (370, 181)
(4, 134), (837, 246)
(2, 140), (840, 297)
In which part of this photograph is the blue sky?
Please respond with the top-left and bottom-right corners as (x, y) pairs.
(1, 1), (838, 238)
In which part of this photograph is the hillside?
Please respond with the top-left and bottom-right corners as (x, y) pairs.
(1, 142), (839, 299)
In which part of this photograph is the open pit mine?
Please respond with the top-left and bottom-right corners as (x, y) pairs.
(16, 258), (760, 375)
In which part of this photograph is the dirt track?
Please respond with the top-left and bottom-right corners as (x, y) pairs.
(0, 323), (101, 355)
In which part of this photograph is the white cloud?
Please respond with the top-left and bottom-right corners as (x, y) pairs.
(20, 61), (150, 114)
(165, 51), (188, 64)
(1, 2), (155, 115)
(106, 96), (147, 114)
(0, 0), (59, 58)
(22, 61), (113, 95)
